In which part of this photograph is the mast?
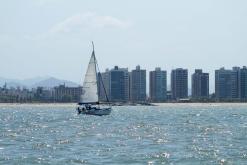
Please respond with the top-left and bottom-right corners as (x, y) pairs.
(92, 41), (99, 103)
(92, 41), (95, 52)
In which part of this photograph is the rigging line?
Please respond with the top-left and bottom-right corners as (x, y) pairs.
(95, 59), (110, 103)
(93, 42), (110, 104)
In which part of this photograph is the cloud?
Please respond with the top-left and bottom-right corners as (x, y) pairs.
(49, 12), (132, 34)
(22, 12), (132, 41)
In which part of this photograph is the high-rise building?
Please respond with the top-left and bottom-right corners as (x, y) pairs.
(192, 69), (209, 99)
(171, 68), (188, 100)
(149, 67), (167, 102)
(130, 65), (146, 102)
(215, 67), (240, 100)
(231, 67), (240, 99)
(215, 68), (232, 99)
(109, 66), (129, 102)
(239, 66), (247, 100)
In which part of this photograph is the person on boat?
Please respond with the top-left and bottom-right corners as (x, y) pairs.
(85, 104), (92, 111)
(77, 107), (82, 114)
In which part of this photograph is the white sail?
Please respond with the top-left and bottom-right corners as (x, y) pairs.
(80, 50), (98, 103)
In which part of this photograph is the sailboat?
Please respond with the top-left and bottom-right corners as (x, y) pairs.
(77, 42), (112, 116)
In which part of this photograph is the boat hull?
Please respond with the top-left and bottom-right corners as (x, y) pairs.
(77, 106), (111, 116)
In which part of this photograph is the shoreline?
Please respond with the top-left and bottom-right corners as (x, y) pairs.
(1, 102), (247, 107)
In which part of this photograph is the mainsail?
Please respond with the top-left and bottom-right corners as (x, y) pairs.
(80, 49), (98, 104)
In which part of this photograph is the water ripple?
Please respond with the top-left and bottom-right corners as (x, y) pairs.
(0, 104), (247, 164)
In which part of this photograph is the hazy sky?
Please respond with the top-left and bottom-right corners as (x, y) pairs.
(1, 0), (247, 92)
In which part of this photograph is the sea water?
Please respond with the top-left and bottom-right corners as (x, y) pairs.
(0, 103), (247, 165)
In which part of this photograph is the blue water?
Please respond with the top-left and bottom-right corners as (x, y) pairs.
(0, 104), (247, 165)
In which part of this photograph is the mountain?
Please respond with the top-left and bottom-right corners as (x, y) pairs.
(0, 77), (79, 88)
(21, 76), (51, 87)
(32, 77), (79, 88)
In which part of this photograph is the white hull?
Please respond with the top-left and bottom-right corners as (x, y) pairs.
(77, 106), (111, 116)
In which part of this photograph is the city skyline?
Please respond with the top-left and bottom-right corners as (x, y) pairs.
(2, 66), (247, 103)
(2, 65), (247, 94)
(1, 0), (247, 93)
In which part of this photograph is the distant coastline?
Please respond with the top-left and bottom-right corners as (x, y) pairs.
(1, 102), (247, 107)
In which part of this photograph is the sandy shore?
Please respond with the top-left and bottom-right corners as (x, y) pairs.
(154, 102), (247, 107)
(0, 102), (247, 107)
(0, 103), (77, 107)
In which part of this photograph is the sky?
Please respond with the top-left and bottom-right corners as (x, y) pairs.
(1, 0), (247, 92)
